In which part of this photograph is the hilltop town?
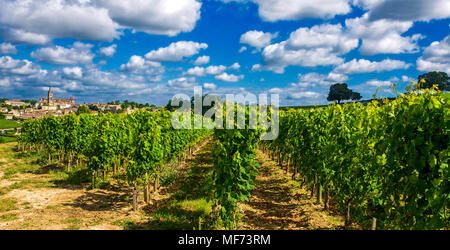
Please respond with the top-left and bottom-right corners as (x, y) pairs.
(0, 87), (152, 121)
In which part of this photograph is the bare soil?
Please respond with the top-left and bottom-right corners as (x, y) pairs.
(0, 141), (347, 230)
(239, 149), (345, 230)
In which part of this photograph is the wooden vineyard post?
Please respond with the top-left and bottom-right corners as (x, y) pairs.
(286, 156), (290, 174)
(137, 185), (141, 207)
(154, 174), (160, 194)
(292, 163), (297, 180)
(67, 153), (71, 172)
(371, 217), (377, 230)
(133, 181), (138, 211)
(144, 183), (148, 204)
(344, 200), (352, 229)
(144, 173), (149, 204)
(278, 152), (282, 167)
(91, 171), (96, 187)
(316, 184), (322, 204)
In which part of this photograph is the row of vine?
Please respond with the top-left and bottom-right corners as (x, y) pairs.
(18, 110), (211, 210)
(262, 86), (449, 229)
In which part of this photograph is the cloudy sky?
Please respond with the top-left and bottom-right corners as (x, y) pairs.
(0, 0), (449, 106)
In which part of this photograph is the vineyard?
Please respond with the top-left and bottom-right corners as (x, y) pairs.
(264, 86), (449, 229)
(0, 86), (448, 230)
(16, 110), (211, 212)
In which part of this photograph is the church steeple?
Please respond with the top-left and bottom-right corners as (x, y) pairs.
(48, 87), (53, 104)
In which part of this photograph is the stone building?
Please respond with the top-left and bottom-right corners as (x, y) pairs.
(37, 87), (76, 109)
(5, 99), (30, 107)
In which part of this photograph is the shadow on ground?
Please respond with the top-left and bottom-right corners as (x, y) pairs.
(123, 140), (216, 230)
(64, 187), (130, 212)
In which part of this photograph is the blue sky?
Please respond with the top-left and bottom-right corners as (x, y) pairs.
(0, 0), (449, 106)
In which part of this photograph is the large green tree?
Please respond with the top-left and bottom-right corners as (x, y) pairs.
(351, 92), (362, 101)
(418, 71), (450, 91)
(327, 83), (361, 104)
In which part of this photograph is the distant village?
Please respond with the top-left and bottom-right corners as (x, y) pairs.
(0, 87), (159, 121)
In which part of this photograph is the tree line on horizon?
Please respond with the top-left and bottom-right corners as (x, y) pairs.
(327, 71), (450, 104)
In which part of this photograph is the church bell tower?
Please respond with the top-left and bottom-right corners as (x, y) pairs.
(48, 87), (53, 105)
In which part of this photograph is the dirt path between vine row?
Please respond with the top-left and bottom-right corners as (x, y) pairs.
(239, 149), (346, 230)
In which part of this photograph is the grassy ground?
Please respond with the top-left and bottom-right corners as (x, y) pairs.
(119, 139), (217, 229)
(0, 120), (19, 129)
(0, 142), (145, 229)
(0, 120), (19, 143)
(0, 136), (17, 144)
(0, 140), (347, 230)
(0, 140), (215, 229)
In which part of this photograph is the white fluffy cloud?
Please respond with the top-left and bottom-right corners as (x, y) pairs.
(225, 0), (450, 23)
(204, 65), (227, 75)
(333, 59), (411, 74)
(215, 73), (244, 82)
(240, 30), (277, 50)
(0, 56), (46, 87)
(193, 56), (210, 65)
(268, 88), (283, 94)
(62, 67), (83, 79)
(0, 56), (23, 70)
(417, 59), (450, 75)
(0, 0), (119, 42)
(168, 77), (198, 88)
(223, 0), (352, 21)
(327, 72), (350, 82)
(185, 66), (208, 77)
(286, 24), (358, 54)
(290, 72), (348, 88)
(119, 55), (163, 77)
(11, 61), (42, 75)
(251, 64), (262, 72)
(0, 28), (51, 45)
(31, 42), (95, 65)
(185, 65), (227, 76)
(0, 0), (202, 44)
(261, 42), (344, 73)
(98, 0), (202, 36)
(351, 0), (384, 9)
(346, 14), (422, 55)
(203, 83), (217, 90)
(145, 41), (208, 62)
(422, 37), (450, 62)
(368, 0), (450, 22)
(0, 43), (17, 54)
(365, 79), (392, 87)
(259, 24), (359, 73)
(0, 78), (10, 87)
(120, 56), (147, 72)
(99, 44), (117, 57)
(289, 91), (322, 99)
(401, 75), (415, 82)
(229, 63), (241, 70)
(0, 56), (41, 75)
(417, 35), (450, 74)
